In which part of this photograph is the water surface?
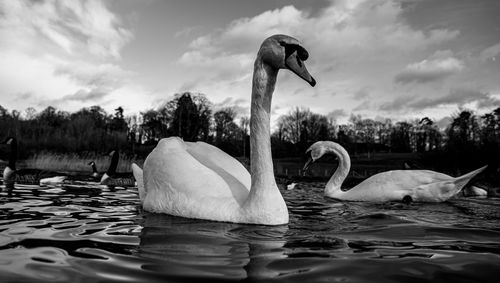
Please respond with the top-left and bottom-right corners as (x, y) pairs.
(1, 182), (499, 282)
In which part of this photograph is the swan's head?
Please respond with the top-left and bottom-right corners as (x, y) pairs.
(303, 141), (348, 172)
(258, 34), (316, 86)
(107, 150), (116, 157)
(88, 161), (95, 166)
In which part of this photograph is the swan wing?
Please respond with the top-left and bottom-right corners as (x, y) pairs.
(411, 165), (488, 201)
(143, 137), (248, 209)
(185, 141), (251, 191)
(345, 170), (453, 201)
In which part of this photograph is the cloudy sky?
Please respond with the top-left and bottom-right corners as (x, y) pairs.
(1, 0), (499, 126)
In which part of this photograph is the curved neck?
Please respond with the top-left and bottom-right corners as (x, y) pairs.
(107, 152), (119, 175)
(246, 57), (279, 201)
(325, 144), (351, 197)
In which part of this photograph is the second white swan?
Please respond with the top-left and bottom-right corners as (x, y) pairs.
(303, 141), (487, 202)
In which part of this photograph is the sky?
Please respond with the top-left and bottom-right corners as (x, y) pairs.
(1, 0), (499, 127)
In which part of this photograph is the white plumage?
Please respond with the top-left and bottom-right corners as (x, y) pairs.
(304, 141), (487, 202)
(132, 34), (316, 225)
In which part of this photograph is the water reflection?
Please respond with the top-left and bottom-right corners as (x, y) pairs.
(0, 183), (500, 282)
(138, 213), (288, 281)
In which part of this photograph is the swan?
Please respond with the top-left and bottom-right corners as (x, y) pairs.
(303, 141), (487, 202)
(132, 34), (316, 225)
(1, 137), (68, 188)
(100, 150), (136, 187)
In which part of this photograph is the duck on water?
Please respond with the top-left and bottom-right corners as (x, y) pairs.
(100, 150), (136, 187)
(1, 137), (68, 188)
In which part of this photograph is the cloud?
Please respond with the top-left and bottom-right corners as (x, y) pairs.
(327, 109), (348, 121)
(353, 100), (371, 111)
(180, 2), (459, 72)
(479, 42), (500, 62)
(49, 87), (108, 104)
(0, 0), (133, 59)
(175, 0), (461, 122)
(213, 96), (250, 117)
(353, 87), (370, 99)
(379, 95), (416, 111)
(409, 88), (499, 109)
(53, 61), (135, 89)
(65, 88), (106, 102)
(395, 51), (464, 84)
(0, 0), (146, 113)
(380, 88), (500, 111)
(436, 116), (452, 130)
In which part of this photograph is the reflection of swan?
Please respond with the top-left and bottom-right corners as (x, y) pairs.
(2, 137), (67, 188)
(132, 34), (316, 225)
(137, 213), (287, 281)
(304, 141), (487, 202)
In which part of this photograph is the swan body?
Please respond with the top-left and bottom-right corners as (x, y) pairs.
(304, 141), (487, 202)
(132, 34), (316, 225)
(403, 161), (488, 197)
(2, 137), (67, 187)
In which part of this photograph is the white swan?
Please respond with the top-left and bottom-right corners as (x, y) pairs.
(303, 141), (487, 202)
(132, 34), (316, 225)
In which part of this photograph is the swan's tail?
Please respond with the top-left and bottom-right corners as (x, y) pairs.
(131, 163), (145, 202)
(452, 165), (488, 196)
(416, 165), (488, 202)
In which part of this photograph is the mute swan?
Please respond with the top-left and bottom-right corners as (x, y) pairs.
(303, 141), (487, 202)
(132, 34), (316, 225)
(1, 137), (68, 187)
(100, 150), (136, 187)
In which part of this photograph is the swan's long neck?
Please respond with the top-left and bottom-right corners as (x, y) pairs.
(245, 57), (280, 204)
(325, 144), (351, 197)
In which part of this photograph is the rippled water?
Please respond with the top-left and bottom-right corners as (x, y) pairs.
(1, 182), (499, 282)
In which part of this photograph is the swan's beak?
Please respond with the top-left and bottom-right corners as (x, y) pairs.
(302, 156), (314, 175)
(285, 51), (316, 87)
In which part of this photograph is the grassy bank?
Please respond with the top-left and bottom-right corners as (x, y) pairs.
(5, 152), (145, 174)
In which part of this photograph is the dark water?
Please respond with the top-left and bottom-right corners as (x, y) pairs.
(1, 182), (499, 283)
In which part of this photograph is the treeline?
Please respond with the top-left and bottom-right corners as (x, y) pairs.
(0, 105), (129, 158)
(1, 92), (499, 179)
